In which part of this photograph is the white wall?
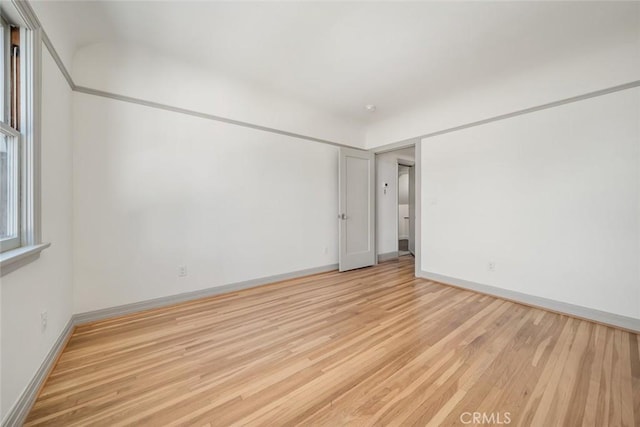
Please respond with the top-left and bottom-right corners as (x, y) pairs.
(366, 41), (640, 148)
(73, 43), (365, 148)
(376, 147), (414, 255)
(72, 92), (339, 313)
(420, 87), (640, 319)
(1, 49), (74, 419)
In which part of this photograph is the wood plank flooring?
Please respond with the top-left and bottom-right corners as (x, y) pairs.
(26, 256), (640, 426)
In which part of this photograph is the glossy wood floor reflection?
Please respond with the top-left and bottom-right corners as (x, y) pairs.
(27, 257), (639, 426)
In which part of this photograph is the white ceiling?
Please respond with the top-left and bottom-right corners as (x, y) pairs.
(31, 1), (640, 124)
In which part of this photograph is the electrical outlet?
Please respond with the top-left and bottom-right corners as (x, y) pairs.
(488, 262), (496, 272)
(324, 247), (328, 255)
(41, 311), (48, 332)
(178, 265), (187, 277)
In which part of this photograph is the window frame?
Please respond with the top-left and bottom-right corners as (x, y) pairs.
(1, 15), (8, 121)
(0, 121), (21, 252)
(1, 17), (21, 252)
(0, 3), (48, 276)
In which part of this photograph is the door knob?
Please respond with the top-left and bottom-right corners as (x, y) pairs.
(339, 213), (347, 220)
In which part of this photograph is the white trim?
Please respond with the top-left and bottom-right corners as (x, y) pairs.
(377, 251), (399, 262)
(370, 138), (420, 154)
(11, 0), (640, 155)
(396, 158), (415, 255)
(41, 31), (73, 90)
(418, 270), (640, 333)
(0, 242), (49, 276)
(0, 120), (20, 137)
(17, 0), (640, 155)
(74, 86), (355, 149)
(13, 0), (640, 154)
(373, 151), (379, 265)
(1, 317), (74, 427)
(395, 161), (399, 253)
(369, 81), (640, 152)
(9, 0), (41, 31)
(1, 15), (9, 123)
(11, 1), (74, 90)
(21, 26), (43, 246)
(13, 1), (356, 149)
(414, 141), (422, 276)
(0, 5), (47, 271)
(0, 128), (20, 251)
(73, 263), (338, 325)
(4, 263), (638, 426)
(0, 236), (20, 253)
(1, 262), (339, 426)
(374, 148), (416, 263)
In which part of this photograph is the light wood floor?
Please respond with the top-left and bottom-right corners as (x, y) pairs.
(27, 256), (639, 426)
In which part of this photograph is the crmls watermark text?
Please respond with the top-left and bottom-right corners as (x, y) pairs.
(459, 412), (511, 425)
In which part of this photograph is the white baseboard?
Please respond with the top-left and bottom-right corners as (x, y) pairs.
(2, 319), (75, 427)
(2, 262), (338, 426)
(73, 263), (338, 325)
(7, 265), (637, 426)
(377, 251), (399, 262)
(418, 270), (640, 333)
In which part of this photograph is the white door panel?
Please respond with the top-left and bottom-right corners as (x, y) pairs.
(339, 148), (375, 271)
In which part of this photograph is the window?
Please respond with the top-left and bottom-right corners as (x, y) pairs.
(0, 7), (48, 275)
(1, 19), (21, 252)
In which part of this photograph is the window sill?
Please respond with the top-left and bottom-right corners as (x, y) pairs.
(0, 243), (51, 277)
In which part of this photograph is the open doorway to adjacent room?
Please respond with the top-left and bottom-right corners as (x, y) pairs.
(397, 163), (414, 256)
(375, 146), (416, 263)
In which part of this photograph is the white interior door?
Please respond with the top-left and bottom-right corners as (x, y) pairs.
(339, 147), (375, 272)
(408, 165), (416, 255)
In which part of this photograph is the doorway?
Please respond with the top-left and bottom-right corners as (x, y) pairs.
(398, 164), (412, 256)
(374, 146), (416, 262)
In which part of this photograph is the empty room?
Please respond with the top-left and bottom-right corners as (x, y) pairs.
(1, 0), (639, 425)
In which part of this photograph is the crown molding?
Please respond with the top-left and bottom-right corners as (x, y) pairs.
(369, 79), (640, 153)
(14, 0), (640, 153)
(10, 0), (41, 30)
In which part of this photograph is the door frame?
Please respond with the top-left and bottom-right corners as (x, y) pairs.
(396, 159), (415, 256)
(370, 139), (421, 277)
